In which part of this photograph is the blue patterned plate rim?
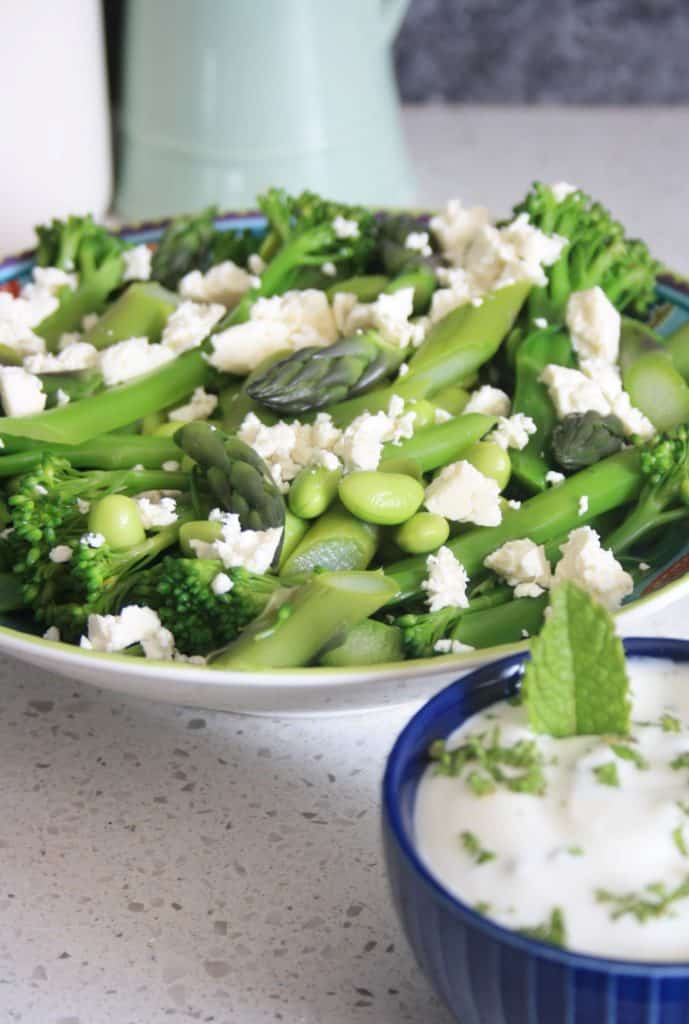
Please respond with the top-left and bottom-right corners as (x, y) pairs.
(383, 637), (689, 975)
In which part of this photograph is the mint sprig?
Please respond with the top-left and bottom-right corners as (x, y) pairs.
(523, 582), (630, 738)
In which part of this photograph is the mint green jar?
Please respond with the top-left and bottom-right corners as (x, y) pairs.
(115, 0), (413, 218)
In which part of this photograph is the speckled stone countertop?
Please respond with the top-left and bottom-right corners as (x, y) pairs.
(3, 107), (689, 1024)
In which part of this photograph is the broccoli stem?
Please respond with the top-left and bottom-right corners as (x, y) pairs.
(37, 279), (121, 351)
(210, 570), (400, 670)
(385, 448), (643, 602)
(606, 499), (689, 554)
(0, 349), (208, 446)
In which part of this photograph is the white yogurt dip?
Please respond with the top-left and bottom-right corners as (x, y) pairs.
(415, 657), (689, 960)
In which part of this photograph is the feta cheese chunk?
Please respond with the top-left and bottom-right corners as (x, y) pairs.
(49, 544), (73, 564)
(578, 495), (589, 516)
(135, 496), (178, 529)
(211, 572), (234, 596)
(190, 509), (282, 574)
(550, 181), (578, 202)
(238, 411), (342, 491)
(122, 244), (152, 282)
(209, 319), (291, 375)
(179, 260), (253, 306)
(430, 199), (493, 266)
(565, 286), (620, 363)
(540, 361), (654, 439)
(464, 385), (511, 417)
(429, 266), (478, 322)
(424, 460), (502, 527)
(24, 341), (99, 374)
(0, 367), (46, 416)
(484, 539), (552, 598)
(489, 413), (537, 450)
(0, 292), (46, 356)
(433, 638), (475, 654)
(99, 336), (175, 387)
(464, 215), (566, 293)
(161, 300), (225, 354)
(332, 215), (359, 239)
(168, 386), (218, 422)
(337, 395), (416, 473)
(81, 604), (175, 660)
(545, 470), (565, 486)
(43, 626), (61, 642)
(332, 288), (424, 349)
(553, 526), (633, 610)
(405, 231), (432, 256)
(422, 546), (470, 612)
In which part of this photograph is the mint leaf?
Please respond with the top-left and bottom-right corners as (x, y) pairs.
(523, 582), (630, 737)
(593, 762), (620, 787)
(518, 908), (567, 947)
(460, 831), (496, 864)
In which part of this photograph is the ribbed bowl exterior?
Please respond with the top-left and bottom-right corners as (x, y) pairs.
(382, 639), (689, 1024)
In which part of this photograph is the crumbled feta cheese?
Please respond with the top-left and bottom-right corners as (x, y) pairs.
(424, 460), (502, 526)
(484, 539), (552, 598)
(429, 266), (478, 322)
(405, 231), (432, 256)
(248, 253), (266, 276)
(81, 532), (106, 549)
(397, 362), (409, 378)
(135, 496), (178, 529)
(160, 300), (225, 354)
(238, 411), (342, 491)
(190, 509), (282, 574)
(81, 604), (175, 659)
(434, 407), (453, 424)
(489, 413), (537, 450)
(320, 261), (337, 277)
(0, 367), (46, 416)
(520, 628), (530, 639)
(162, 460), (180, 472)
(43, 626), (61, 642)
(464, 385), (511, 417)
(179, 260), (253, 306)
(433, 638), (475, 654)
(332, 215), (359, 239)
(0, 438), (4, 448)
(333, 288), (424, 349)
(429, 199), (493, 266)
(639, 561), (650, 572)
(122, 243), (152, 282)
(58, 331), (83, 350)
(49, 544), (73, 564)
(462, 214), (566, 294)
(553, 526), (633, 610)
(534, 317), (548, 328)
(24, 341), (99, 374)
(210, 289), (337, 374)
(28, 266), (78, 295)
(0, 292), (46, 356)
(578, 495), (589, 516)
(132, 464), (144, 472)
(550, 181), (578, 202)
(565, 286), (620, 363)
(422, 546), (470, 612)
(81, 312), (99, 331)
(545, 470), (565, 486)
(540, 361), (654, 439)
(76, 498), (91, 514)
(507, 499), (522, 510)
(168, 386), (218, 422)
(337, 397), (416, 473)
(211, 572), (234, 596)
(99, 336), (175, 387)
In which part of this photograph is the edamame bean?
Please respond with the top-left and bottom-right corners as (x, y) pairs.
(393, 512), (450, 554)
(288, 464), (342, 519)
(88, 494), (145, 550)
(179, 520), (223, 557)
(338, 471), (424, 526)
(462, 440), (511, 491)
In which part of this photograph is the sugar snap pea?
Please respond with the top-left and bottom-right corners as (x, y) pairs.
(288, 464), (342, 519)
(623, 352), (689, 432)
(318, 619), (404, 666)
(379, 413), (496, 473)
(280, 502), (379, 575)
(338, 471), (424, 526)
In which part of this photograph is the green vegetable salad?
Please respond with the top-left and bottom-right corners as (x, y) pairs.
(0, 183), (685, 670)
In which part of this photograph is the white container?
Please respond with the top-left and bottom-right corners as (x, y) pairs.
(0, 0), (112, 256)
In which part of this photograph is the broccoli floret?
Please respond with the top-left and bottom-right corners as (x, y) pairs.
(395, 606), (465, 659)
(120, 557), (282, 655)
(513, 182), (661, 322)
(151, 206), (219, 289)
(606, 425), (689, 554)
(34, 215), (131, 349)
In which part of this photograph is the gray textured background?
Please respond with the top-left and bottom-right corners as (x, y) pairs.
(394, 0), (689, 102)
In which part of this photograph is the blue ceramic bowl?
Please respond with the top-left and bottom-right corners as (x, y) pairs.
(382, 637), (689, 1024)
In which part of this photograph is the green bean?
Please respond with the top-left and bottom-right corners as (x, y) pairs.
(453, 593), (548, 648)
(393, 512), (449, 554)
(209, 570), (400, 670)
(326, 275), (389, 303)
(379, 413), (495, 473)
(431, 385), (470, 415)
(383, 265), (437, 315)
(328, 281), (530, 425)
(288, 464), (342, 519)
(179, 520), (223, 557)
(318, 619), (405, 666)
(406, 399), (436, 430)
(83, 282), (180, 350)
(623, 352), (689, 431)
(280, 502), (379, 575)
(385, 448), (643, 601)
(338, 471), (424, 526)
(462, 440), (511, 491)
(88, 494), (146, 550)
(378, 457), (423, 481)
(509, 327), (573, 492)
(277, 510), (309, 571)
